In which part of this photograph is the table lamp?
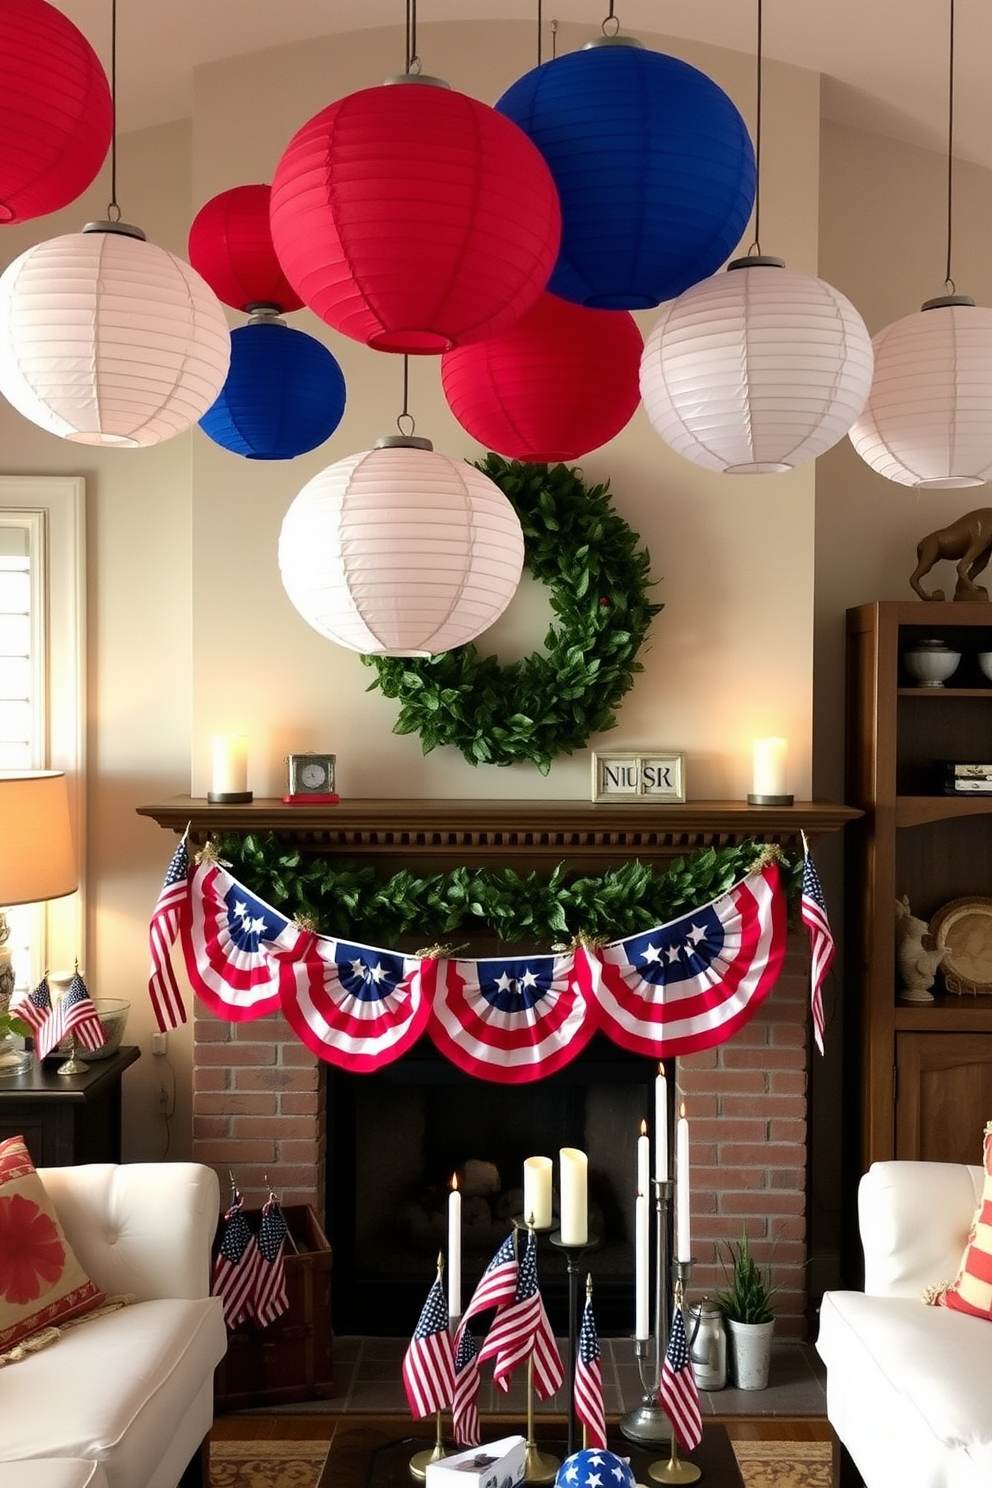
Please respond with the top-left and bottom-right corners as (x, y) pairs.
(0, 771), (79, 1076)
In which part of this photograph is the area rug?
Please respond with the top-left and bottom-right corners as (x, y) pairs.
(732, 1440), (833, 1488)
(209, 1439), (330, 1488)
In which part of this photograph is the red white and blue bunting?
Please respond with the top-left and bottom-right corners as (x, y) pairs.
(150, 852), (794, 1079)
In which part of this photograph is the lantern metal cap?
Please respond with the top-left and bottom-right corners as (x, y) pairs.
(583, 34), (645, 50)
(82, 219), (146, 241)
(383, 73), (451, 89)
(921, 293), (977, 310)
(374, 434), (434, 452)
(245, 303), (286, 320)
(727, 254), (787, 271)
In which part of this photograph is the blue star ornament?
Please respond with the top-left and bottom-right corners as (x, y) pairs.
(556, 1449), (636, 1488)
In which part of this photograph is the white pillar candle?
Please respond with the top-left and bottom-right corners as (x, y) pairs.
(559, 1146), (588, 1245)
(211, 734), (248, 795)
(448, 1174), (461, 1320)
(752, 736), (787, 798)
(637, 1121), (650, 1200)
(523, 1155), (553, 1229)
(676, 1103), (691, 1262)
(634, 1190), (650, 1339)
(655, 1063), (668, 1181)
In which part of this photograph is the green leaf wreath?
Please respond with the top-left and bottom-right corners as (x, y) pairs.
(362, 455), (663, 774)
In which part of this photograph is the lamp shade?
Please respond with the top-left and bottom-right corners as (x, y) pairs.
(849, 296), (992, 488)
(199, 318), (346, 461)
(278, 437), (525, 655)
(269, 78), (561, 353)
(0, 771), (77, 905)
(639, 257), (874, 473)
(495, 38), (755, 311)
(0, 0), (112, 225)
(187, 184), (303, 312)
(0, 222), (231, 447)
(441, 292), (642, 462)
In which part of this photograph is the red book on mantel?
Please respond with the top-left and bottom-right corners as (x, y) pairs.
(281, 792), (340, 805)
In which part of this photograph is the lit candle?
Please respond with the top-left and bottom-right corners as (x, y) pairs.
(752, 737), (787, 798)
(634, 1191), (650, 1339)
(559, 1147), (588, 1245)
(637, 1120), (650, 1200)
(211, 734), (248, 795)
(676, 1103), (691, 1262)
(448, 1173), (461, 1320)
(655, 1063), (668, 1181)
(523, 1155), (553, 1229)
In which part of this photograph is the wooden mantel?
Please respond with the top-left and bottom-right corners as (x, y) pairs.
(137, 796), (859, 866)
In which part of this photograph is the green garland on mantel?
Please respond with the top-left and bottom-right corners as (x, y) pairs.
(361, 455), (664, 774)
(219, 833), (804, 948)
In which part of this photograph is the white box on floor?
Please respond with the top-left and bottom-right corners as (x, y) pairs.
(425, 1435), (526, 1488)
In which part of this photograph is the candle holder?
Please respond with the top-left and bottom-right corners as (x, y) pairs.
(620, 1178), (673, 1447)
(549, 1227), (599, 1459)
(746, 791), (793, 807)
(409, 1410), (447, 1481)
(647, 1266), (701, 1487)
(206, 790), (253, 804)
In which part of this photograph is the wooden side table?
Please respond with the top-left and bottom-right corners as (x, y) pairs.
(0, 1045), (140, 1165)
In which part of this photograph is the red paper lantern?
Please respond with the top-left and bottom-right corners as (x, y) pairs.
(441, 292), (643, 462)
(188, 184), (303, 313)
(269, 79), (561, 354)
(0, 0), (112, 225)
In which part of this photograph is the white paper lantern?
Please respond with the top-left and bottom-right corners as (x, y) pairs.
(639, 256), (874, 474)
(849, 296), (992, 488)
(0, 221), (231, 447)
(278, 437), (525, 656)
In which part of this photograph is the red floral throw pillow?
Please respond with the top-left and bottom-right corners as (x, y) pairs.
(0, 1134), (104, 1352)
(933, 1120), (992, 1318)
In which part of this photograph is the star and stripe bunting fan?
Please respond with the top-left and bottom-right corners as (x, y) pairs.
(181, 859), (302, 1021)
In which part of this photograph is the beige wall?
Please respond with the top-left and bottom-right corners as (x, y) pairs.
(0, 21), (826, 1158)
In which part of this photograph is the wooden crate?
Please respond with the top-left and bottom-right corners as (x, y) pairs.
(214, 1204), (334, 1411)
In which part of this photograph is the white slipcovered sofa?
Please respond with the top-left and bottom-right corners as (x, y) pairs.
(817, 1159), (992, 1488)
(0, 1162), (227, 1488)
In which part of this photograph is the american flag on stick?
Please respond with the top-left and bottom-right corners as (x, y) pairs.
(480, 1227), (563, 1399)
(9, 973), (51, 1037)
(37, 967), (105, 1060)
(212, 1186), (261, 1329)
(148, 833), (190, 1032)
(658, 1302), (702, 1451)
(800, 831), (836, 1057)
(459, 1231), (519, 1330)
(401, 1260), (455, 1419)
(574, 1280), (606, 1450)
(451, 1323), (482, 1446)
(253, 1189), (290, 1328)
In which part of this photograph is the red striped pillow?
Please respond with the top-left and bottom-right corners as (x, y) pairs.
(937, 1121), (992, 1318)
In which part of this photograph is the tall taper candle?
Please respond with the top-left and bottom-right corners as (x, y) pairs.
(559, 1147), (588, 1245)
(448, 1173), (461, 1319)
(655, 1063), (668, 1181)
(676, 1103), (691, 1262)
(637, 1121), (650, 1201)
(523, 1155), (553, 1229)
(634, 1190), (649, 1339)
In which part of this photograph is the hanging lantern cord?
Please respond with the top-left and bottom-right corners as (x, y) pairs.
(601, 3), (620, 39)
(746, 0), (763, 257)
(537, 0), (542, 65)
(397, 355), (416, 438)
(106, 0), (121, 222)
(551, 18), (558, 60)
(944, 0), (956, 294)
(404, 0), (421, 76)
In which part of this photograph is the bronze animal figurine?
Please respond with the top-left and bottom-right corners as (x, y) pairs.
(910, 508), (992, 601)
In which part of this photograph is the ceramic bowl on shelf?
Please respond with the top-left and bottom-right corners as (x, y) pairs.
(977, 652), (992, 683)
(903, 638), (961, 687)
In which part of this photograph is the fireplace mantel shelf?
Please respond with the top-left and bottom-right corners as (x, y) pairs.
(137, 795), (859, 863)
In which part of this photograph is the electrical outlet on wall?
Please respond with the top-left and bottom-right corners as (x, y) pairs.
(151, 1032), (167, 1056)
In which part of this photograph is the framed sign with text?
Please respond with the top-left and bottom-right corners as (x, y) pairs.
(591, 750), (686, 803)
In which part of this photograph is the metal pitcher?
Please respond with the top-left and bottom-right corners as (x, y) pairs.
(688, 1297), (727, 1390)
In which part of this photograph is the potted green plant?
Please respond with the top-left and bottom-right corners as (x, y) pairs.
(716, 1225), (778, 1389)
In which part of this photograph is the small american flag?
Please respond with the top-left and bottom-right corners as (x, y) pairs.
(451, 1323), (481, 1447)
(212, 1188), (261, 1329)
(38, 969), (105, 1060)
(402, 1271), (455, 1419)
(459, 1231), (519, 1329)
(9, 974), (51, 1036)
(480, 1228), (563, 1399)
(801, 835), (835, 1057)
(148, 836), (190, 1032)
(658, 1304), (702, 1451)
(574, 1288), (606, 1450)
(253, 1191), (289, 1328)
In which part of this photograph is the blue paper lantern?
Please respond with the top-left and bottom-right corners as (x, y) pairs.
(199, 317), (346, 460)
(496, 38), (756, 310)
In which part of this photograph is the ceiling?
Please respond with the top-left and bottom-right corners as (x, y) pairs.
(52, 0), (992, 172)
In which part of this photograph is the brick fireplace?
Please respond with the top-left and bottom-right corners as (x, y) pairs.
(140, 795), (855, 1342)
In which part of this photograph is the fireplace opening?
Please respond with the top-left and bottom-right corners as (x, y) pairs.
(327, 1033), (660, 1337)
